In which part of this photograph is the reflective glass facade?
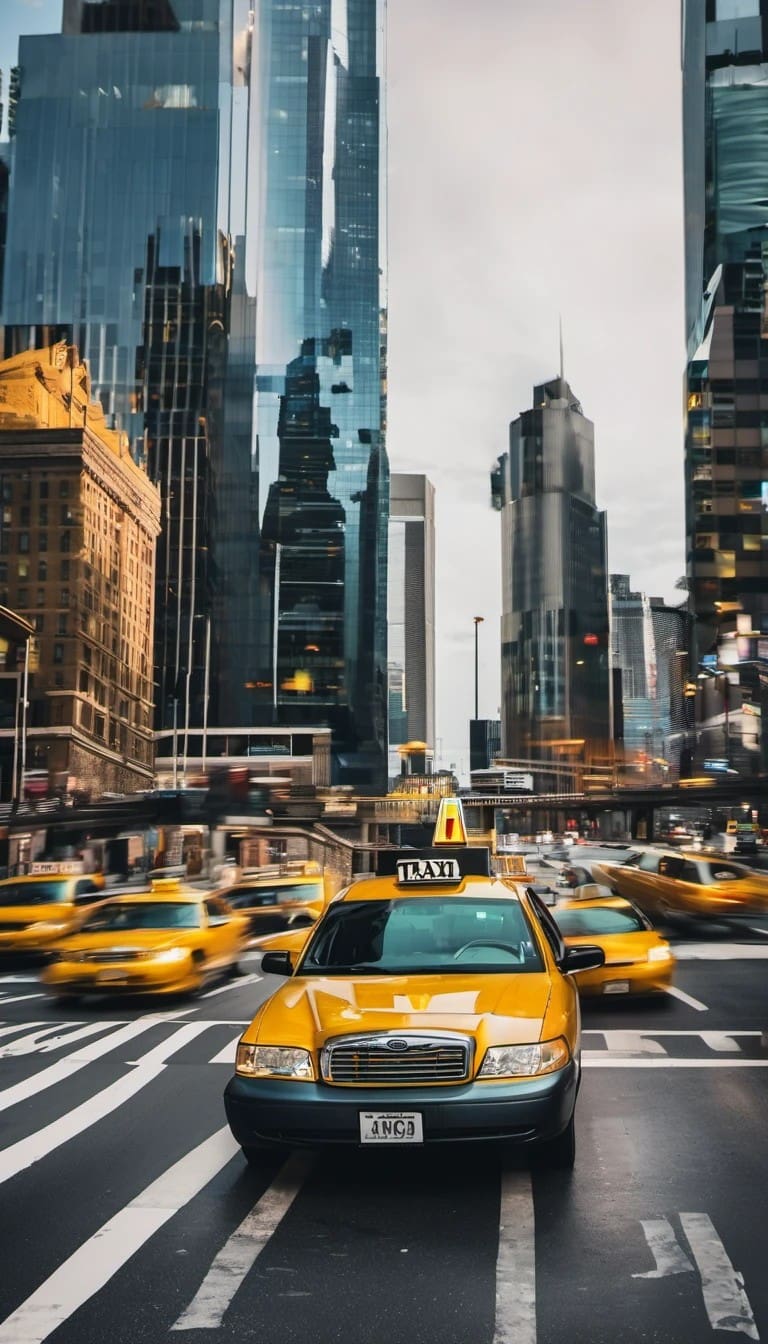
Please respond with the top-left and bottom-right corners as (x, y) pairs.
(683, 0), (768, 776)
(492, 378), (610, 773)
(250, 0), (388, 790)
(2, 0), (258, 734)
(3, 0), (388, 790)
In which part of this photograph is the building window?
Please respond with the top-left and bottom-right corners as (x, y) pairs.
(39, 480), (49, 500)
(60, 559), (70, 580)
(36, 588), (44, 606)
(38, 505), (48, 526)
(53, 642), (64, 664)
(0, 563), (6, 582)
(79, 669), (89, 693)
(17, 587), (28, 606)
(34, 615), (44, 632)
(94, 712), (105, 739)
(18, 559), (29, 578)
(18, 532), (29, 553)
(60, 506), (75, 525)
(57, 614), (67, 636)
(38, 532), (47, 553)
(60, 532), (71, 553)
(53, 671), (63, 689)
(60, 588), (69, 606)
(37, 560), (47, 581)
(59, 479), (69, 498)
(19, 506), (30, 526)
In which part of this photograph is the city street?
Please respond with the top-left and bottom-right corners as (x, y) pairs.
(0, 915), (766, 1344)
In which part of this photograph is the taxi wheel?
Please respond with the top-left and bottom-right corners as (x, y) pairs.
(535, 1115), (575, 1170)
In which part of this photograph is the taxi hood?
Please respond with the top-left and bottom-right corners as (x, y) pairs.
(57, 929), (195, 954)
(250, 972), (553, 1050)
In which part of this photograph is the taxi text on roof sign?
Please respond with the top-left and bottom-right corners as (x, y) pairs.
(396, 857), (461, 885)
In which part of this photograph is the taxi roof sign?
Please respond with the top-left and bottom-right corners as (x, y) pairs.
(432, 797), (468, 846)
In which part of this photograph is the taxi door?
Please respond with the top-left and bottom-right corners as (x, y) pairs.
(205, 896), (243, 969)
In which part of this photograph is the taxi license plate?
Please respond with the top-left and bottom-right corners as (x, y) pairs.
(359, 1111), (423, 1145)
(604, 980), (630, 994)
(98, 969), (127, 983)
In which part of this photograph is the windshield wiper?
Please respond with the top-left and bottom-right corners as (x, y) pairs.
(305, 962), (393, 974)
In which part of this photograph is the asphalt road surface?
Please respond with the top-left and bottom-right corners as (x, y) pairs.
(1, 912), (767, 1344)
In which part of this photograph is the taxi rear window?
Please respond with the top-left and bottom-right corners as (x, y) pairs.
(300, 897), (543, 974)
(0, 880), (70, 906)
(552, 906), (648, 936)
(228, 882), (323, 909)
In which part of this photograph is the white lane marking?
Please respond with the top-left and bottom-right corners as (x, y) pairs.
(0, 992), (46, 1005)
(0, 1022), (211, 1185)
(700, 1032), (743, 1053)
(0, 1014), (192, 1113)
(748, 927), (768, 937)
(662, 984), (709, 1011)
(601, 1031), (668, 1056)
(633, 1218), (695, 1278)
(201, 973), (261, 1000)
(583, 1030), (761, 1038)
(493, 1170), (536, 1344)
(0, 1021), (120, 1057)
(0, 975), (38, 983)
(208, 1033), (243, 1065)
(583, 1058), (768, 1068)
(0, 1022), (59, 1044)
(0, 1126), (240, 1344)
(680, 1212), (759, 1339)
(172, 1151), (313, 1330)
(674, 944), (768, 960)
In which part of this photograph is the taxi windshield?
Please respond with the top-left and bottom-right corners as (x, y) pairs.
(551, 906), (648, 936)
(228, 882), (323, 909)
(300, 897), (544, 974)
(0, 880), (70, 906)
(81, 902), (202, 931)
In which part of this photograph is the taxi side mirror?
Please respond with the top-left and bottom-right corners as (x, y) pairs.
(562, 945), (605, 974)
(261, 950), (294, 977)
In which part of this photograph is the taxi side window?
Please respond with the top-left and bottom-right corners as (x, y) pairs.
(679, 862), (700, 884)
(525, 889), (565, 965)
(205, 897), (230, 926)
(74, 879), (100, 902)
(658, 856), (684, 879)
(638, 853), (661, 872)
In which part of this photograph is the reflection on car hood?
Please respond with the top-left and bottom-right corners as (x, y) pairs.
(252, 972), (553, 1049)
(56, 930), (194, 953)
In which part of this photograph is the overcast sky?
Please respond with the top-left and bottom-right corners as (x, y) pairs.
(0, 0), (685, 779)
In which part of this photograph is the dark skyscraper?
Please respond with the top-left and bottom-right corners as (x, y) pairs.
(3, 0), (388, 789)
(491, 376), (610, 782)
(683, 0), (768, 777)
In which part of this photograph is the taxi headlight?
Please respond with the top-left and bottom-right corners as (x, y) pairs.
(478, 1037), (570, 1079)
(153, 947), (190, 963)
(647, 946), (672, 963)
(236, 1043), (314, 1080)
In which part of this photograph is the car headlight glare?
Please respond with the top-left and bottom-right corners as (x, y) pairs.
(478, 1037), (570, 1078)
(28, 920), (70, 935)
(236, 1043), (314, 1080)
(154, 947), (189, 963)
(647, 946), (672, 963)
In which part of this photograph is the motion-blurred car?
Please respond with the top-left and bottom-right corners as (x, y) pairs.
(0, 865), (105, 956)
(41, 880), (249, 1001)
(221, 861), (341, 940)
(591, 849), (768, 921)
(224, 798), (605, 1170)
(549, 896), (674, 997)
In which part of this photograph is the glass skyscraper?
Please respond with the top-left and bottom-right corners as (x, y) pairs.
(3, 0), (388, 790)
(491, 376), (611, 782)
(683, 0), (768, 777)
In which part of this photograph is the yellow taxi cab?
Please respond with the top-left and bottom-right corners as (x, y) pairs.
(41, 880), (250, 1002)
(548, 895), (674, 997)
(224, 800), (605, 1169)
(591, 849), (768, 921)
(0, 863), (106, 957)
(221, 861), (340, 941)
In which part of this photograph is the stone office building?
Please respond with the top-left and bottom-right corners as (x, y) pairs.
(0, 344), (161, 796)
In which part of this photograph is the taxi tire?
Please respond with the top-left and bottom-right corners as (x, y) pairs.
(53, 993), (82, 1006)
(535, 1114), (575, 1170)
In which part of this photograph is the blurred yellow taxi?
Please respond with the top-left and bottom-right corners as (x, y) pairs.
(592, 849), (768, 921)
(224, 799), (605, 1170)
(549, 896), (674, 997)
(41, 880), (249, 1001)
(222, 861), (341, 941)
(0, 864), (106, 956)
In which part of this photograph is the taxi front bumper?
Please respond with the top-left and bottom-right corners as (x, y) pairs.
(224, 1060), (579, 1149)
(573, 959), (673, 996)
(42, 957), (198, 995)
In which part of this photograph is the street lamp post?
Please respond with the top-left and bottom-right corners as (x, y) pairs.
(473, 616), (484, 720)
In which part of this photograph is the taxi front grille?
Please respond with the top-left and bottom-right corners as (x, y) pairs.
(321, 1033), (471, 1085)
(82, 949), (146, 963)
